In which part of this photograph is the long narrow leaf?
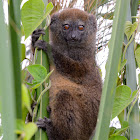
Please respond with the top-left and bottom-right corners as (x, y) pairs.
(0, 1), (16, 140)
(9, 0), (22, 118)
(94, 0), (129, 139)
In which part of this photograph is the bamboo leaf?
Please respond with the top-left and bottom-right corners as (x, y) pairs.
(0, 1), (16, 139)
(9, 0), (22, 119)
(21, 0), (53, 39)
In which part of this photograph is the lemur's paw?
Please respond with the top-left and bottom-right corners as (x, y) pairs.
(32, 29), (45, 47)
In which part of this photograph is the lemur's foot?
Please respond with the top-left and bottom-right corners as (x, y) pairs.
(33, 40), (47, 51)
(37, 117), (53, 138)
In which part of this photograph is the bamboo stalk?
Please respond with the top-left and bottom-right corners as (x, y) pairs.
(94, 0), (129, 139)
(34, 1), (50, 140)
(124, 1), (140, 139)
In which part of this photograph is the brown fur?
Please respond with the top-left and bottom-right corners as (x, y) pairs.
(33, 8), (102, 140)
(49, 9), (102, 140)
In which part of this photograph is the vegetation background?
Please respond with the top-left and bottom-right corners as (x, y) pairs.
(0, 0), (140, 140)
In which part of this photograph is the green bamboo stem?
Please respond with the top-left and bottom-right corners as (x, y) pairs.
(125, 1), (140, 139)
(34, 1), (50, 139)
(94, 0), (129, 139)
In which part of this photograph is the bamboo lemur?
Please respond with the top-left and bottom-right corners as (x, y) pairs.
(32, 8), (102, 140)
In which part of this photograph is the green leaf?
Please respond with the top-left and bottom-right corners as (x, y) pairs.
(27, 66), (53, 89)
(16, 119), (25, 134)
(109, 127), (117, 137)
(124, 21), (138, 40)
(16, 120), (38, 140)
(22, 84), (32, 114)
(21, 0), (53, 39)
(119, 59), (127, 72)
(135, 47), (140, 68)
(118, 110), (124, 125)
(24, 123), (38, 140)
(110, 121), (129, 137)
(31, 82), (42, 89)
(108, 136), (128, 140)
(31, 69), (53, 89)
(27, 64), (47, 82)
(21, 44), (26, 62)
(138, 74), (140, 87)
(112, 85), (137, 119)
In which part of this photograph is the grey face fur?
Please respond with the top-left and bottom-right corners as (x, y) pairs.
(61, 20), (86, 46)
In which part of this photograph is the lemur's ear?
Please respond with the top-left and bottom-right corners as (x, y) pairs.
(89, 14), (97, 32)
(50, 13), (60, 32)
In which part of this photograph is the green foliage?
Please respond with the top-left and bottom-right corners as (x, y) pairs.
(27, 64), (48, 82)
(108, 136), (128, 140)
(135, 47), (140, 68)
(21, 0), (53, 39)
(86, 0), (108, 12)
(110, 121), (129, 137)
(1, 0), (140, 139)
(21, 44), (26, 62)
(0, 0), (53, 139)
(112, 85), (137, 119)
(138, 74), (140, 87)
(0, 125), (2, 137)
(119, 59), (127, 72)
(117, 111), (124, 126)
(27, 64), (53, 89)
(101, 12), (114, 20)
(0, 0), (17, 139)
(94, 0), (130, 140)
(124, 21), (138, 40)
(22, 84), (32, 121)
(16, 120), (38, 140)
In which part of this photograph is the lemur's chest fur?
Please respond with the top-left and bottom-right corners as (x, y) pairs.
(49, 65), (84, 100)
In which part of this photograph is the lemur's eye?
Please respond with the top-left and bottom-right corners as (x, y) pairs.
(64, 24), (70, 30)
(78, 25), (84, 31)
